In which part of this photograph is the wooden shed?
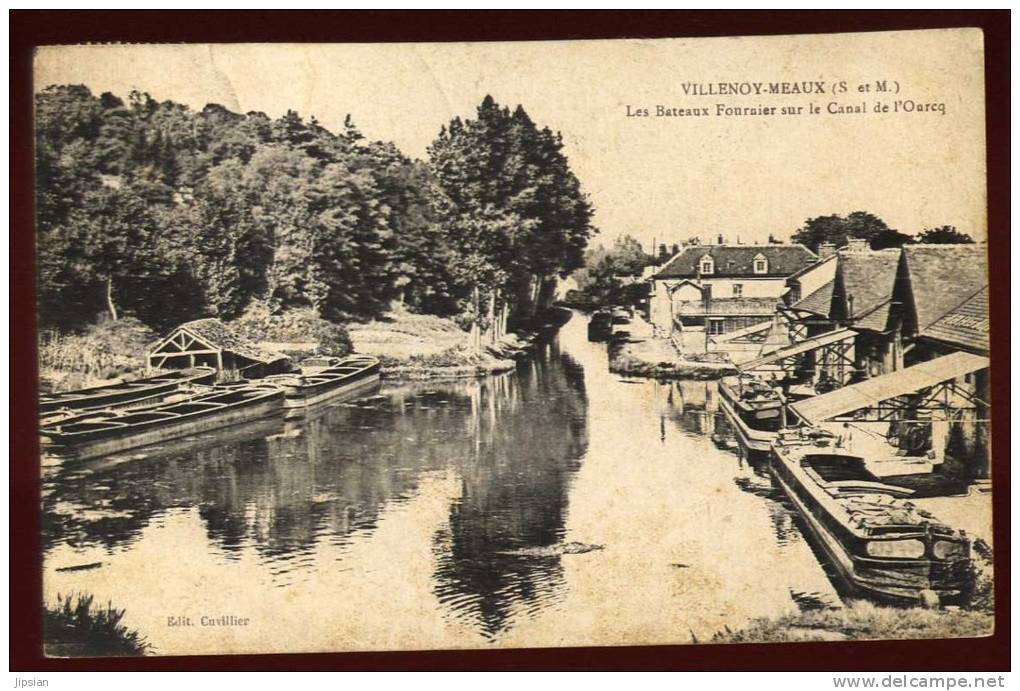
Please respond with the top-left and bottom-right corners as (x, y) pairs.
(148, 318), (295, 381)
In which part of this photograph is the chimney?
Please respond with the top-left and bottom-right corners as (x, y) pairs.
(717, 233), (724, 245)
(818, 242), (836, 258)
(845, 238), (869, 253)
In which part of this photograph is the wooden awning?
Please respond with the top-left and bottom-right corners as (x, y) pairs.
(738, 328), (855, 372)
(789, 351), (990, 424)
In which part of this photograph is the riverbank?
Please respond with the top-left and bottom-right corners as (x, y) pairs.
(609, 339), (738, 380)
(349, 307), (570, 380)
(38, 318), (157, 394)
(601, 313), (738, 380)
(38, 307), (561, 392)
(605, 322), (735, 382)
(44, 593), (150, 657)
(710, 599), (993, 644)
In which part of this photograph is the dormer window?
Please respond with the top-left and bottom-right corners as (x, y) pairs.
(753, 253), (768, 275)
(699, 254), (714, 275)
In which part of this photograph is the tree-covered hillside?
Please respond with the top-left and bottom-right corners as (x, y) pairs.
(35, 86), (595, 341)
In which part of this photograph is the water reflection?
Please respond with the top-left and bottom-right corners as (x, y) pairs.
(43, 337), (590, 639)
(433, 346), (588, 637)
(43, 311), (843, 654)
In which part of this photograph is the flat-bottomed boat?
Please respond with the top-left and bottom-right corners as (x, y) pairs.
(263, 355), (381, 410)
(39, 367), (216, 417)
(40, 384), (284, 461)
(770, 428), (974, 606)
(718, 375), (784, 455)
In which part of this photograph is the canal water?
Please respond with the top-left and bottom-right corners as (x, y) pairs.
(42, 311), (841, 655)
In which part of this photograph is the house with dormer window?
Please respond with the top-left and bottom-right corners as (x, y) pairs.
(649, 242), (818, 335)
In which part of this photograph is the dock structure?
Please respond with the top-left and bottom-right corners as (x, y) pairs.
(737, 328), (856, 383)
(788, 351), (990, 426)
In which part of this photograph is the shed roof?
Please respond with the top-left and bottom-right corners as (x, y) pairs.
(791, 279), (835, 316)
(654, 244), (818, 279)
(834, 249), (901, 331)
(789, 351), (989, 424)
(902, 245), (988, 332)
(921, 286), (989, 354)
(160, 318), (289, 365)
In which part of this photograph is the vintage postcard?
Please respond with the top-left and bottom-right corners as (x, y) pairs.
(34, 28), (993, 658)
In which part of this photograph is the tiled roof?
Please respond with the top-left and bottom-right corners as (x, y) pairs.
(922, 286), (989, 354)
(791, 279), (835, 315)
(654, 244), (818, 279)
(902, 245), (989, 332)
(836, 249), (901, 331)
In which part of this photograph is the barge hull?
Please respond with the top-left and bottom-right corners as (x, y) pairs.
(47, 395), (284, 461)
(283, 375), (381, 410)
(718, 395), (775, 455)
(770, 458), (966, 605)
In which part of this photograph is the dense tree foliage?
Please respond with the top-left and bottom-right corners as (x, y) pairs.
(427, 96), (595, 339)
(35, 85), (465, 333)
(37, 88), (592, 343)
(573, 235), (653, 309)
(917, 225), (975, 244)
(791, 211), (914, 253)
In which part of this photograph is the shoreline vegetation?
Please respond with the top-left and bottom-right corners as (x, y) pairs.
(43, 593), (150, 658)
(38, 307), (575, 394)
(709, 599), (993, 644)
(711, 553), (995, 644)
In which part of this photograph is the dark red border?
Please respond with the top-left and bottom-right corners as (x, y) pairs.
(10, 10), (1010, 672)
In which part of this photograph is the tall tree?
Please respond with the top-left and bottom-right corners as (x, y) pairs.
(427, 95), (595, 343)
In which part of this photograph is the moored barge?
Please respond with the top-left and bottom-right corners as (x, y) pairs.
(718, 375), (784, 455)
(38, 367), (216, 417)
(263, 355), (381, 410)
(770, 428), (974, 606)
(40, 383), (284, 461)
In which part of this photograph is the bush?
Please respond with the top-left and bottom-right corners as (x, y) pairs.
(43, 593), (150, 657)
(231, 302), (353, 358)
(38, 317), (156, 391)
(710, 599), (994, 644)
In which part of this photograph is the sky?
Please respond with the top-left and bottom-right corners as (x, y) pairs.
(35, 29), (988, 250)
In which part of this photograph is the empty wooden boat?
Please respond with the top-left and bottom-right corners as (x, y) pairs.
(263, 355), (381, 409)
(770, 428), (974, 606)
(38, 367), (217, 416)
(40, 384), (284, 461)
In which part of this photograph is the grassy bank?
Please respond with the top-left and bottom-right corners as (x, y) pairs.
(44, 593), (150, 657)
(38, 318), (156, 393)
(39, 306), (557, 389)
(349, 308), (517, 380)
(710, 599), (993, 644)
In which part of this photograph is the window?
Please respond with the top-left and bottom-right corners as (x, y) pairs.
(708, 318), (725, 335)
(699, 254), (714, 275)
(753, 253), (768, 275)
(732, 283), (743, 297)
